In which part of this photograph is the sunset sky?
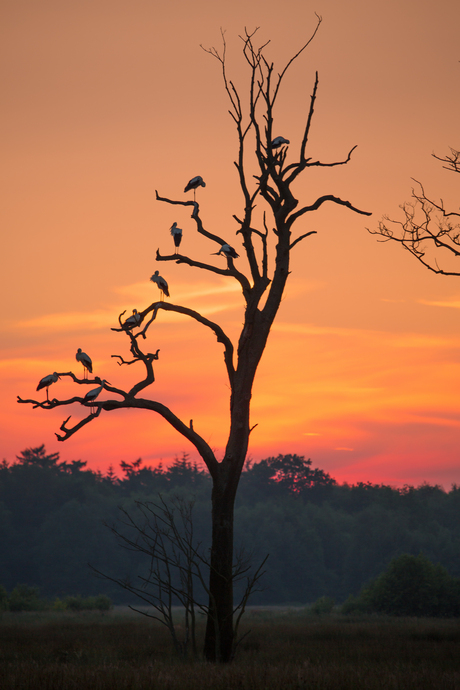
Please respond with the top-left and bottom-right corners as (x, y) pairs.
(2, 0), (460, 487)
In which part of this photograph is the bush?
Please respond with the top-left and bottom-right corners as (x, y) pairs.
(348, 553), (460, 617)
(63, 595), (112, 611)
(52, 597), (67, 611)
(341, 594), (371, 615)
(90, 595), (112, 611)
(310, 595), (335, 614)
(63, 596), (85, 611)
(8, 584), (43, 612)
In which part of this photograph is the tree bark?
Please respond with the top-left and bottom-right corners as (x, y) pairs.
(204, 468), (237, 661)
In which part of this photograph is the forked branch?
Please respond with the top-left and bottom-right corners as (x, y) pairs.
(56, 410), (102, 441)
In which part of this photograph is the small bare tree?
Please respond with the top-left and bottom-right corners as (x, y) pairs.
(93, 496), (267, 660)
(370, 147), (460, 275)
(18, 18), (370, 661)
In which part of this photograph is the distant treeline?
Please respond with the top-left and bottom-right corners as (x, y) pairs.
(1, 445), (459, 604)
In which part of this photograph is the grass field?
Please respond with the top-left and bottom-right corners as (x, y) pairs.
(1, 607), (459, 689)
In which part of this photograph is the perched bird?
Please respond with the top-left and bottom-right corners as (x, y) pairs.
(123, 309), (142, 330)
(150, 270), (170, 300)
(84, 380), (110, 413)
(212, 243), (239, 260)
(184, 176), (206, 201)
(76, 348), (92, 379)
(271, 136), (290, 149)
(170, 222), (183, 254)
(36, 372), (60, 401)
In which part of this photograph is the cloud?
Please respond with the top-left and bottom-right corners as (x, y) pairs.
(272, 321), (458, 350)
(16, 310), (117, 332)
(14, 279), (243, 333)
(114, 279), (241, 303)
(419, 298), (460, 310)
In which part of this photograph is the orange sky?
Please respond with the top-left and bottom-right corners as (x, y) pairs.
(2, 0), (460, 487)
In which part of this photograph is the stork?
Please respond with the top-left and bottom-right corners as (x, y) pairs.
(123, 309), (142, 330)
(150, 270), (170, 300)
(76, 348), (92, 379)
(212, 243), (239, 260)
(184, 176), (206, 201)
(84, 379), (110, 414)
(170, 222), (183, 254)
(271, 136), (290, 149)
(36, 372), (60, 402)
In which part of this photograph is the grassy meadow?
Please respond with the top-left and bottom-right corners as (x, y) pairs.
(1, 607), (459, 689)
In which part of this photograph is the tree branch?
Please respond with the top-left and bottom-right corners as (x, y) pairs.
(104, 397), (220, 477)
(289, 230), (317, 250)
(135, 301), (235, 385)
(270, 13), (322, 108)
(288, 194), (371, 227)
(55, 410), (102, 441)
(155, 249), (252, 295)
(433, 147), (460, 174)
(155, 192), (252, 298)
(371, 174), (460, 276)
(155, 191), (226, 246)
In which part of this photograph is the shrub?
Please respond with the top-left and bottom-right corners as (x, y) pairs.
(63, 596), (85, 611)
(341, 594), (371, 615)
(89, 594), (112, 611)
(310, 595), (335, 614)
(347, 553), (460, 617)
(52, 597), (67, 611)
(63, 595), (112, 611)
(8, 584), (43, 612)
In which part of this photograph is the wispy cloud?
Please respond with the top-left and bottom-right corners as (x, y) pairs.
(273, 321), (457, 349)
(419, 298), (460, 310)
(114, 279), (241, 303)
(16, 310), (117, 332)
(15, 279), (243, 333)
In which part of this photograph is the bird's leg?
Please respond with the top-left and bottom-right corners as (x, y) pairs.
(46, 387), (49, 402)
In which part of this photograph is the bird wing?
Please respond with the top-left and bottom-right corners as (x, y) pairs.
(84, 386), (101, 402)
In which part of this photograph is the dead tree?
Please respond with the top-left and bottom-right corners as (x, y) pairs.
(93, 495), (267, 660)
(18, 18), (371, 662)
(370, 147), (460, 275)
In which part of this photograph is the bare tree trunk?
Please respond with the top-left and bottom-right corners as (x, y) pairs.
(204, 391), (251, 661)
(204, 473), (237, 662)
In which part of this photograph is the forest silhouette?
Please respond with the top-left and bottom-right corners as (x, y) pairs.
(1, 445), (459, 605)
